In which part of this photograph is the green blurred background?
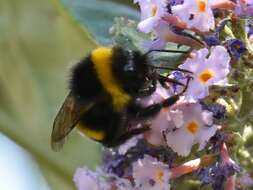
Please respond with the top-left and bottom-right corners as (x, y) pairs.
(0, 0), (101, 189)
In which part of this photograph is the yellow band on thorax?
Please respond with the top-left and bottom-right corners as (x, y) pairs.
(91, 47), (131, 111)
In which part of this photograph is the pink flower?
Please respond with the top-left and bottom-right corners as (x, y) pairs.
(235, 0), (253, 17)
(132, 155), (171, 190)
(73, 167), (100, 190)
(164, 102), (218, 156)
(178, 46), (231, 100)
(172, 0), (215, 32)
(135, 0), (168, 33)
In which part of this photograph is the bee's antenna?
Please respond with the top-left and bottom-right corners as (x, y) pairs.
(144, 49), (190, 57)
(143, 49), (192, 74)
(148, 65), (193, 74)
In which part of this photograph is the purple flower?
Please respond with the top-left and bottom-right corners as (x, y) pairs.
(196, 161), (240, 190)
(178, 46), (231, 100)
(103, 154), (127, 177)
(201, 103), (226, 120)
(142, 21), (169, 50)
(247, 23), (253, 37)
(102, 139), (175, 178)
(118, 135), (143, 155)
(111, 177), (134, 190)
(170, 0), (184, 5)
(73, 166), (136, 190)
(203, 18), (231, 47)
(166, 0), (184, 13)
(208, 131), (225, 152)
(143, 37), (167, 50)
(137, 83), (174, 146)
(171, 0), (215, 32)
(237, 173), (253, 189)
(171, 71), (186, 93)
(73, 167), (101, 190)
(224, 39), (247, 60)
(235, 0), (253, 17)
(203, 34), (220, 46)
(143, 19), (206, 50)
(132, 155), (171, 190)
(164, 102), (218, 156)
(135, 0), (169, 33)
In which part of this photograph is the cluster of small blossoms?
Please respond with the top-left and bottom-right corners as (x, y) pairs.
(74, 1), (253, 190)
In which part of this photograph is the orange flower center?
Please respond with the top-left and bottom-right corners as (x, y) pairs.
(155, 170), (165, 186)
(186, 121), (199, 135)
(197, 0), (206, 13)
(151, 4), (158, 16)
(199, 69), (214, 84)
(234, 44), (241, 49)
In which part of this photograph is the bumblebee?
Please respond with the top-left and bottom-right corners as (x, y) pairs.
(51, 47), (191, 151)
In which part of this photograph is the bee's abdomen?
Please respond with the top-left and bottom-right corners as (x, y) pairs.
(79, 100), (123, 144)
(77, 124), (105, 141)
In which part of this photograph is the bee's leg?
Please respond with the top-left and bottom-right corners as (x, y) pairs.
(138, 80), (157, 97)
(162, 130), (167, 143)
(136, 96), (178, 118)
(158, 75), (185, 89)
(136, 76), (191, 118)
(115, 125), (150, 146)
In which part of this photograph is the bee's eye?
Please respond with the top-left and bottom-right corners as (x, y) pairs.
(124, 63), (134, 72)
(124, 58), (136, 73)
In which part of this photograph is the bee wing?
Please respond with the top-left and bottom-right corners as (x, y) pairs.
(51, 92), (94, 151)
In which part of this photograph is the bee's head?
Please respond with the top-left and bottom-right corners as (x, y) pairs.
(112, 47), (156, 96)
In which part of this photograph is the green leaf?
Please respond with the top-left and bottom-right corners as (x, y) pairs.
(57, 0), (139, 45)
(0, 0), (101, 189)
(56, 0), (187, 67)
(110, 17), (150, 51)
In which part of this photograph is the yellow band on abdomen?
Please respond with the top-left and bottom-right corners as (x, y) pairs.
(77, 125), (105, 141)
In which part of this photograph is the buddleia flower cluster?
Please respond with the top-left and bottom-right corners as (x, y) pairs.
(74, 1), (253, 190)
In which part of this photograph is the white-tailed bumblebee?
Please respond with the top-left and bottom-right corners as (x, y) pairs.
(51, 47), (191, 151)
